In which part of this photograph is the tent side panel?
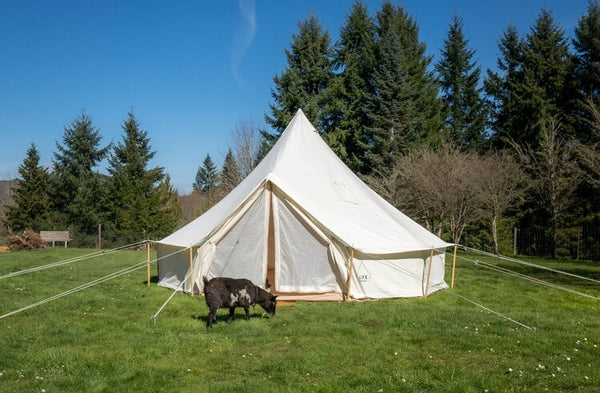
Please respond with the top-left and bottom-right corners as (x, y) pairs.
(350, 251), (447, 299)
(156, 244), (190, 291)
(426, 251), (447, 296)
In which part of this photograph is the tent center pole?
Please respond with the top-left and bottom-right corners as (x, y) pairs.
(344, 248), (355, 301)
(451, 245), (458, 289)
(425, 249), (434, 298)
(189, 247), (194, 296)
(147, 241), (151, 287)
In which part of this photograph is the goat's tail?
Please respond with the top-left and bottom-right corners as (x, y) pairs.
(202, 276), (209, 286)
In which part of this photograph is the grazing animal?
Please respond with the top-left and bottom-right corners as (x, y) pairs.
(202, 276), (277, 328)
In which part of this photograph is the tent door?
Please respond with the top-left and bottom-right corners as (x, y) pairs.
(272, 192), (342, 294)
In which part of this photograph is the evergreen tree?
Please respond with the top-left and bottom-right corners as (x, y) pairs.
(154, 174), (181, 237)
(4, 144), (51, 232)
(51, 112), (108, 242)
(484, 25), (523, 146)
(334, 1), (377, 173)
(486, 10), (571, 147)
(107, 112), (176, 243)
(266, 14), (336, 139)
(571, 0), (600, 142)
(521, 9), (571, 142)
(365, 1), (442, 173)
(193, 154), (218, 195)
(219, 148), (241, 196)
(436, 14), (487, 150)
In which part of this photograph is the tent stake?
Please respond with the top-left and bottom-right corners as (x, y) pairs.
(425, 249), (434, 298)
(147, 241), (151, 287)
(344, 248), (355, 301)
(189, 247), (194, 296)
(451, 245), (457, 289)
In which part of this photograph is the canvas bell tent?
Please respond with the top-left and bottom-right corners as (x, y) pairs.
(156, 109), (452, 299)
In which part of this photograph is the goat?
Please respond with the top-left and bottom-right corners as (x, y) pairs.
(202, 276), (277, 328)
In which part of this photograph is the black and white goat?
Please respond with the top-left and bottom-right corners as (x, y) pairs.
(202, 276), (277, 328)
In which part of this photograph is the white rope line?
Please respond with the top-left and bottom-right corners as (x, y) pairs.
(151, 246), (212, 324)
(451, 251), (600, 301)
(0, 259), (149, 320)
(151, 269), (192, 325)
(0, 240), (148, 280)
(444, 290), (533, 330)
(474, 259), (600, 301)
(0, 243), (189, 320)
(460, 245), (600, 284)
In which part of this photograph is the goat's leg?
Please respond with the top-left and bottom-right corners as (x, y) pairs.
(207, 309), (217, 328)
(227, 307), (235, 323)
(244, 306), (250, 320)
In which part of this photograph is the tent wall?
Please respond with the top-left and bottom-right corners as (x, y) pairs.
(156, 244), (192, 292)
(349, 250), (447, 299)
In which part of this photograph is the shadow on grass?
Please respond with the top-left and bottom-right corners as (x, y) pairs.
(192, 310), (273, 327)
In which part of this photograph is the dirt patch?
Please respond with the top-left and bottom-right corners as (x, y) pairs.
(277, 301), (295, 307)
(0, 246), (9, 253)
(361, 320), (383, 328)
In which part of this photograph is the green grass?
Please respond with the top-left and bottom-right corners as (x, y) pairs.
(0, 248), (599, 392)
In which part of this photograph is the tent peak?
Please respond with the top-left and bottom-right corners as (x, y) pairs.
(289, 108), (318, 134)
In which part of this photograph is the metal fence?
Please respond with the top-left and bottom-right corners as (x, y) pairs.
(514, 224), (600, 261)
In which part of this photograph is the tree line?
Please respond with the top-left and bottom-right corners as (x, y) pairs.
(4, 1), (600, 257)
(262, 1), (600, 258)
(4, 112), (179, 247)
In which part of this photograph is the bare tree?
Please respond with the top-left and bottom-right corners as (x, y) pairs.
(231, 119), (262, 178)
(510, 117), (581, 258)
(475, 151), (526, 254)
(578, 96), (600, 188)
(368, 145), (482, 244)
(177, 191), (208, 227)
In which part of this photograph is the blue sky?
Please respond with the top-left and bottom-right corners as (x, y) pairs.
(0, 0), (590, 192)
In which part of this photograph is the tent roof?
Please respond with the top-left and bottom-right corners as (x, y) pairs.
(159, 109), (451, 254)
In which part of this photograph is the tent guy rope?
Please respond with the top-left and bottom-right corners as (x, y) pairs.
(444, 290), (534, 330)
(0, 240), (147, 281)
(460, 245), (600, 284)
(0, 259), (149, 320)
(0, 241), (185, 320)
(151, 245), (213, 324)
(450, 249), (600, 301)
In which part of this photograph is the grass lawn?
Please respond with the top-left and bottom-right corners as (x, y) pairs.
(0, 247), (598, 392)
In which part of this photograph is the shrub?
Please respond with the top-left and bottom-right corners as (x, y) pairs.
(8, 229), (48, 250)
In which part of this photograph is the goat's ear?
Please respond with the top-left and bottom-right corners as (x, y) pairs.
(272, 295), (278, 300)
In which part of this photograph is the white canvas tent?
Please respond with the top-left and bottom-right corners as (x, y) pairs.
(156, 109), (452, 299)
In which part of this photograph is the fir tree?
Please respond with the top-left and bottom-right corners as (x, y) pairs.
(107, 112), (175, 243)
(484, 25), (523, 146)
(219, 148), (241, 196)
(334, 1), (377, 173)
(520, 8), (571, 143)
(266, 14), (336, 139)
(51, 112), (108, 241)
(194, 154), (218, 195)
(154, 174), (180, 237)
(571, 0), (600, 142)
(365, 2), (442, 173)
(436, 14), (487, 150)
(4, 144), (50, 232)
(487, 9), (571, 147)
